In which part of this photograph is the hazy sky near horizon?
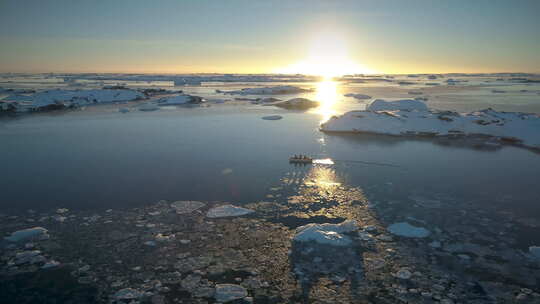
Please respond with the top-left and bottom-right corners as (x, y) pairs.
(0, 0), (539, 74)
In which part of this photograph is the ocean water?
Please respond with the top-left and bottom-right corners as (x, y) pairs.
(1, 76), (540, 244)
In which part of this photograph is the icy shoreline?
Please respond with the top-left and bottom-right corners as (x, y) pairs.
(321, 99), (540, 150)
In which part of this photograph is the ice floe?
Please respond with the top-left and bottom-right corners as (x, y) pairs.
(206, 204), (254, 218)
(4, 227), (50, 242)
(274, 98), (319, 110)
(387, 222), (430, 238)
(217, 85), (311, 95)
(321, 100), (540, 149)
(293, 220), (358, 246)
(171, 201), (206, 214)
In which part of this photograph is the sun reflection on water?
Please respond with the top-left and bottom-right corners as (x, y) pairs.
(314, 79), (340, 123)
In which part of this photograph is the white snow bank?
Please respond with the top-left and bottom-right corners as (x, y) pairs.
(366, 99), (428, 111)
(5, 227), (50, 242)
(387, 222), (430, 238)
(344, 93), (372, 100)
(293, 220), (358, 246)
(218, 85), (311, 95)
(156, 94), (203, 105)
(206, 204), (254, 218)
(321, 106), (540, 149)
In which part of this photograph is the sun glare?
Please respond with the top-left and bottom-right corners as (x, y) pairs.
(277, 30), (373, 77)
(314, 79), (340, 122)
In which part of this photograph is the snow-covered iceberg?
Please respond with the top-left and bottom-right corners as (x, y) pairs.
(321, 99), (540, 150)
(1, 89), (145, 112)
(217, 85), (312, 95)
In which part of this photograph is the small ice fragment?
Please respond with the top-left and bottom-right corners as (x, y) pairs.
(388, 222), (430, 238)
(293, 220), (358, 246)
(214, 284), (248, 303)
(5, 227), (49, 242)
(206, 204), (254, 218)
(171, 201), (206, 214)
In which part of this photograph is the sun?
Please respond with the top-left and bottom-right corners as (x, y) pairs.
(276, 30), (373, 77)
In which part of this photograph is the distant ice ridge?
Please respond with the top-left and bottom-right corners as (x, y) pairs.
(320, 99), (540, 150)
(217, 85), (312, 95)
(1, 88), (145, 112)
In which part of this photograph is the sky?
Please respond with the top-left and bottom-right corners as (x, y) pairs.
(0, 0), (539, 75)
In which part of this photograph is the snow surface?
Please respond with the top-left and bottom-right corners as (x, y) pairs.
(218, 85), (311, 95)
(293, 220), (358, 246)
(387, 222), (430, 238)
(5, 227), (49, 242)
(206, 204), (254, 218)
(321, 103), (540, 149)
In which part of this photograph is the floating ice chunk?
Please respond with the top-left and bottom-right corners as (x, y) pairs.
(274, 98), (319, 110)
(293, 220), (358, 246)
(408, 91), (423, 95)
(262, 115), (283, 120)
(214, 284), (248, 303)
(206, 204), (254, 218)
(138, 103), (159, 111)
(5, 227), (49, 242)
(42, 260), (61, 269)
(14, 250), (43, 265)
(156, 94), (203, 105)
(394, 268), (412, 279)
(119, 107), (129, 113)
(492, 89), (506, 93)
(56, 208), (69, 214)
(388, 222), (430, 238)
(171, 201), (206, 214)
(529, 246), (540, 259)
(366, 99), (428, 112)
(344, 93), (372, 100)
(114, 288), (143, 300)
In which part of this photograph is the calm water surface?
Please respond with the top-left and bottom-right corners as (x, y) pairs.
(1, 79), (540, 247)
